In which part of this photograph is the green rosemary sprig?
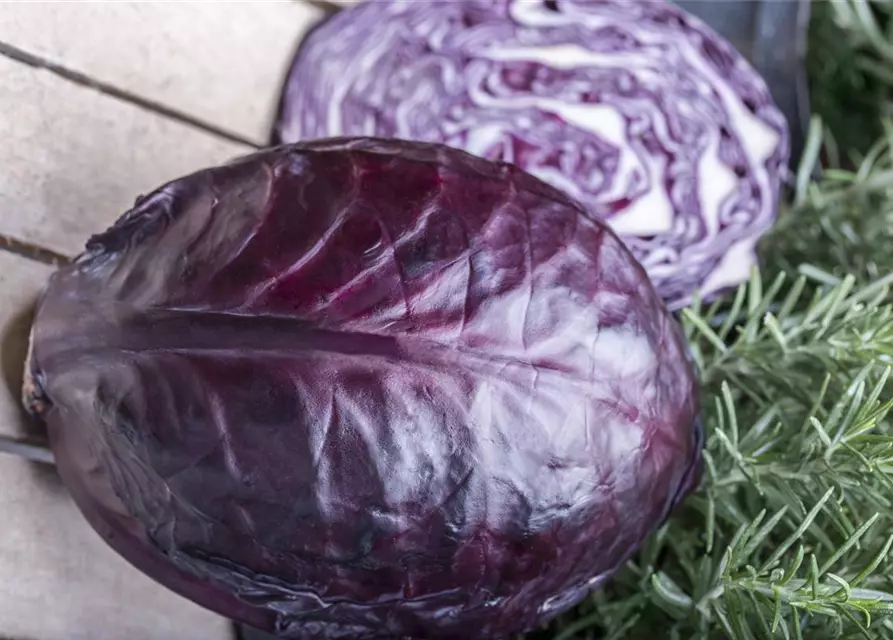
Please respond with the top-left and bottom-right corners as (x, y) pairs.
(537, 3), (893, 635)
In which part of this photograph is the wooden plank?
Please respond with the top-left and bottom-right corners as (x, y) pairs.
(0, 2), (324, 145)
(0, 55), (252, 258)
(0, 252), (233, 640)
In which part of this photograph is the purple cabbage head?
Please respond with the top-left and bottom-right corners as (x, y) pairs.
(275, 0), (790, 309)
(26, 138), (702, 639)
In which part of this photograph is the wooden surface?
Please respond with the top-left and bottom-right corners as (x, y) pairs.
(0, 55), (252, 257)
(0, 3), (321, 145)
(0, 3), (327, 639)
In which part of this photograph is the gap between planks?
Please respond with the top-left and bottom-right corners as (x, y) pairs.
(0, 0), (349, 149)
(0, 4), (350, 266)
(0, 40), (261, 150)
(0, 235), (70, 267)
(304, 0), (343, 13)
(0, 33), (273, 267)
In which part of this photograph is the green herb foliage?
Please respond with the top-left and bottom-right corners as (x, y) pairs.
(528, 2), (893, 638)
(807, 1), (889, 161)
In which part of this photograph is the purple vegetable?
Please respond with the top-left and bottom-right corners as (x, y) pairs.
(25, 138), (701, 639)
(275, 0), (790, 309)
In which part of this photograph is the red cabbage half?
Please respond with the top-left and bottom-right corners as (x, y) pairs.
(26, 138), (701, 639)
(275, 0), (790, 309)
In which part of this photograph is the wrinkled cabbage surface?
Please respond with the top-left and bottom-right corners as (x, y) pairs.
(276, 0), (790, 308)
(27, 138), (702, 639)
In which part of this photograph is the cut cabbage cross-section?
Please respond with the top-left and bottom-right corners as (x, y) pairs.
(275, 0), (790, 309)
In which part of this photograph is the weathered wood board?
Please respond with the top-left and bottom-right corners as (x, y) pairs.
(0, 3), (333, 637)
(0, 3), (325, 145)
(0, 55), (252, 258)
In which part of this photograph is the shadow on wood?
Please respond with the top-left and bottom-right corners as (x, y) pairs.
(0, 298), (63, 487)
